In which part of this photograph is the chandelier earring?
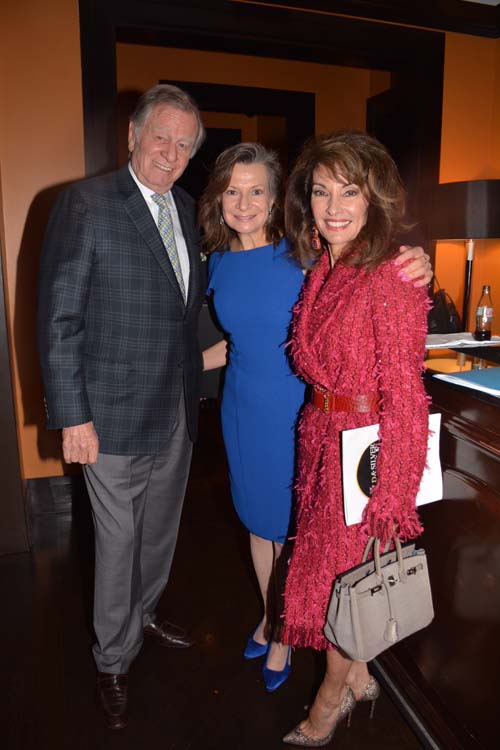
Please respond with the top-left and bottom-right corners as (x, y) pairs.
(311, 223), (322, 251)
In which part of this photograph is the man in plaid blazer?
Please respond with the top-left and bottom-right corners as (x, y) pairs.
(38, 85), (205, 729)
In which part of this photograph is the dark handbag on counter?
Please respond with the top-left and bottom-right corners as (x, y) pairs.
(428, 278), (462, 334)
(324, 537), (434, 662)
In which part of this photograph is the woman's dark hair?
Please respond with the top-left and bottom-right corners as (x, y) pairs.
(198, 142), (284, 253)
(285, 130), (407, 270)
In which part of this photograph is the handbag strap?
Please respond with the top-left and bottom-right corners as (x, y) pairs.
(362, 536), (392, 562)
(372, 537), (407, 581)
(431, 276), (443, 294)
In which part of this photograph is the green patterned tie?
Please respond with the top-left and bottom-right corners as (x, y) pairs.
(151, 193), (186, 301)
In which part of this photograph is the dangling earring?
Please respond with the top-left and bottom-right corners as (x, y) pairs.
(311, 223), (321, 251)
(219, 214), (225, 225)
(268, 205), (273, 217)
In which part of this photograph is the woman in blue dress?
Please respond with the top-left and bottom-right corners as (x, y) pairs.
(200, 144), (304, 691)
(199, 143), (432, 691)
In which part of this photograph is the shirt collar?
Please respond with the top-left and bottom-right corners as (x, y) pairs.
(128, 162), (173, 207)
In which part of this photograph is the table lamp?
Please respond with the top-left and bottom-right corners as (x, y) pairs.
(425, 179), (500, 328)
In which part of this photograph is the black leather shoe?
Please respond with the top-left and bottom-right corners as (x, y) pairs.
(143, 619), (194, 648)
(96, 672), (128, 730)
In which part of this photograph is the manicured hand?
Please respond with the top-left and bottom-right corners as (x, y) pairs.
(395, 245), (433, 288)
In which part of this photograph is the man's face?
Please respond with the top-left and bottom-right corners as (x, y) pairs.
(128, 104), (199, 193)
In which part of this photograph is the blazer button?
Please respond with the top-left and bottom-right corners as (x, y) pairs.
(178, 360), (183, 368)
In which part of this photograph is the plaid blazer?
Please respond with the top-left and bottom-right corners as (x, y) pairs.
(38, 165), (204, 454)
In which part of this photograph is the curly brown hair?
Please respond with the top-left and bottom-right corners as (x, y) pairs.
(285, 130), (407, 270)
(198, 142), (284, 253)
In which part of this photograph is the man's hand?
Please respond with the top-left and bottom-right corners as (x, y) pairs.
(394, 245), (433, 288)
(62, 421), (99, 465)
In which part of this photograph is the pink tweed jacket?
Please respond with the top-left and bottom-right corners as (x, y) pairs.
(282, 251), (430, 650)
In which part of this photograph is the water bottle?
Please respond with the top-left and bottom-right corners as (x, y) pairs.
(473, 285), (494, 341)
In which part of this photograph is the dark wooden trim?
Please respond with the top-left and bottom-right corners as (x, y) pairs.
(114, 3), (441, 71)
(79, 0), (445, 191)
(0, 241), (29, 555)
(375, 648), (484, 750)
(78, 0), (117, 175)
(232, 0), (500, 39)
(385, 367), (500, 750)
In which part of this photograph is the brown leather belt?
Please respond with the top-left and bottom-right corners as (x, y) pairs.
(311, 386), (380, 414)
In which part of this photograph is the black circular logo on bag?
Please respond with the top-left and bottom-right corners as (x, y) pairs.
(357, 440), (380, 497)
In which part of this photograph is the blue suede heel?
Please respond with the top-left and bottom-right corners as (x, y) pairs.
(243, 630), (269, 659)
(262, 645), (291, 692)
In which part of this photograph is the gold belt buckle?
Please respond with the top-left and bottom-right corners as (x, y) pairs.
(323, 392), (331, 413)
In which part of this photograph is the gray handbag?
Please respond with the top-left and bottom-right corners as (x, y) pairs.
(324, 537), (434, 662)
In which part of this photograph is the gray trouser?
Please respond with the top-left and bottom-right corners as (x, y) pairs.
(83, 394), (193, 674)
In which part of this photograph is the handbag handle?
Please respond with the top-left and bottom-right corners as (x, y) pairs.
(374, 537), (406, 581)
(362, 536), (406, 581)
(362, 536), (392, 562)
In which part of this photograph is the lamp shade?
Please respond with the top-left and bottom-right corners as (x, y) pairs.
(425, 179), (500, 240)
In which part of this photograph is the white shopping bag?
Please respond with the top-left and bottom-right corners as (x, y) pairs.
(341, 413), (443, 526)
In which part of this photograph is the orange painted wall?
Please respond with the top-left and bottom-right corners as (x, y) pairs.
(437, 33), (500, 333)
(0, 0), (84, 479)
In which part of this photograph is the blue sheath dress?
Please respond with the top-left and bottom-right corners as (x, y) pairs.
(207, 238), (305, 542)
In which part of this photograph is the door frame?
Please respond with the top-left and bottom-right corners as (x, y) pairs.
(78, 0), (445, 208)
(67, 2), (448, 743)
(0, 239), (29, 554)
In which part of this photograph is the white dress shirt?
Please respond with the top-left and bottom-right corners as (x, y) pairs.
(128, 163), (190, 293)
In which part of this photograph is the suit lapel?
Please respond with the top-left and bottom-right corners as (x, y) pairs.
(118, 166), (185, 302)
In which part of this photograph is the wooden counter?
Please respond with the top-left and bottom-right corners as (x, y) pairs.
(375, 350), (500, 750)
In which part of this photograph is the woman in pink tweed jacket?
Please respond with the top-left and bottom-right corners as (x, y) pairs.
(281, 131), (430, 747)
